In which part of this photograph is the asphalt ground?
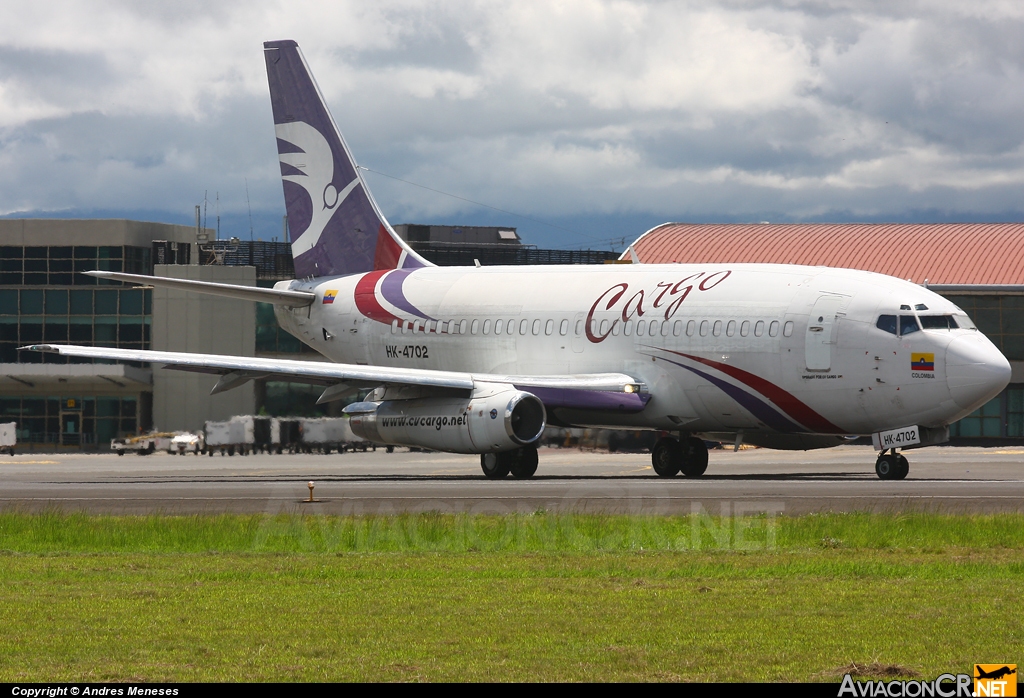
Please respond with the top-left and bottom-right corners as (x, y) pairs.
(1, 444), (1022, 515)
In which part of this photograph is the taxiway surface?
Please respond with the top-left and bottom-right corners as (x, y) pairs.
(1, 445), (1022, 515)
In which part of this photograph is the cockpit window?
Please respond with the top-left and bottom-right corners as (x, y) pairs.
(876, 315), (897, 335)
(919, 315), (959, 330)
(955, 314), (977, 330)
(915, 304), (928, 311)
(899, 315), (920, 335)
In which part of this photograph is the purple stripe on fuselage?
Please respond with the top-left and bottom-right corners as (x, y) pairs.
(379, 270), (433, 320)
(658, 356), (802, 433)
(515, 386), (651, 413)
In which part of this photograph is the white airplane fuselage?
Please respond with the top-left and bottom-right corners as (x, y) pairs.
(275, 262), (1009, 440)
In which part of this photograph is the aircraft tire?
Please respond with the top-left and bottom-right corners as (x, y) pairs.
(875, 454), (897, 480)
(894, 454), (909, 480)
(481, 452), (511, 479)
(651, 437), (681, 477)
(680, 437), (709, 477)
(510, 446), (539, 479)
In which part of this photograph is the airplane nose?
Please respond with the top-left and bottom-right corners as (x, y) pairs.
(945, 335), (1012, 411)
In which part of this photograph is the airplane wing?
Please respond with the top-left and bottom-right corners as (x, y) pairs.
(22, 344), (650, 413)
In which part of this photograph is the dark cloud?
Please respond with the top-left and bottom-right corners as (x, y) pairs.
(1, 1), (1024, 249)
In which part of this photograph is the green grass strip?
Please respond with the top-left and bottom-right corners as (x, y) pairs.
(0, 513), (1019, 681)
(2, 511), (1024, 553)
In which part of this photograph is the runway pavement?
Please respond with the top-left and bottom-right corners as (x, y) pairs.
(1, 445), (1022, 515)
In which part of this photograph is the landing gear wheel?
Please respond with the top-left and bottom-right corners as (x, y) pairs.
(510, 446), (539, 479)
(875, 453), (898, 480)
(894, 454), (909, 480)
(679, 437), (709, 477)
(651, 437), (681, 477)
(481, 452), (511, 479)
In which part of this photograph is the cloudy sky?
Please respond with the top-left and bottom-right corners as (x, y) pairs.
(1, 0), (1022, 249)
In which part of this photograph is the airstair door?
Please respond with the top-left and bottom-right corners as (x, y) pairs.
(805, 295), (845, 371)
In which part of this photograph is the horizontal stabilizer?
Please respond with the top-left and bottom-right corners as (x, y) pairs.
(83, 271), (315, 306)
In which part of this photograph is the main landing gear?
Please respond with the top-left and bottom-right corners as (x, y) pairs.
(480, 445), (539, 479)
(651, 436), (709, 477)
(875, 449), (909, 480)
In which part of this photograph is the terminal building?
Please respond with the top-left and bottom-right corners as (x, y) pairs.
(0, 219), (261, 448)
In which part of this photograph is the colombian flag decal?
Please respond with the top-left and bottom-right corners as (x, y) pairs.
(911, 352), (934, 371)
(322, 290), (338, 304)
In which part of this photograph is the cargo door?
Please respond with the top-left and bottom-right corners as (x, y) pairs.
(805, 295), (845, 371)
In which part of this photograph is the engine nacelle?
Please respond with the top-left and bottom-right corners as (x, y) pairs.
(345, 383), (546, 454)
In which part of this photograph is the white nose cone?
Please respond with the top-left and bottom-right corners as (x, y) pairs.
(945, 335), (1012, 411)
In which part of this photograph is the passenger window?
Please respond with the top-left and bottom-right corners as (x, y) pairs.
(686, 320), (695, 336)
(899, 316), (920, 336)
(649, 320), (658, 337)
(611, 321), (620, 336)
(637, 319), (646, 335)
(769, 320), (779, 337)
(783, 321), (793, 337)
(740, 320), (749, 337)
(673, 320), (682, 336)
(493, 319), (502, 336)
(559, 319), (568, 336)
(471, 319), (479, 335)
(482, 319), (491, 335)
(441, 320), (450, 334)
(726, 320), (736, 337)
(532, 319), (541, 335)
(699, 320), (709, 337)
(876, 315), (897, 334)
(391, 320), (399, 334)
(599, 319), (609, 336)
(624, 320), (633, 336)
(458, 319), (467, 334)
(507, 319), (516, 334)
(414, 320), (423, 333)
(754, 320), (764, 337)
(575, 320), (582, 335)
(712, 320), (722, 337)
(520, 319), (529, 335)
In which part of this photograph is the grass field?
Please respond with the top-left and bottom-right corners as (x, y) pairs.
(0, 511), (1021, 682)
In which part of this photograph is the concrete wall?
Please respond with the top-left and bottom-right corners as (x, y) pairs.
(151, 265), (256, 432)
(0, 219), (204, 247)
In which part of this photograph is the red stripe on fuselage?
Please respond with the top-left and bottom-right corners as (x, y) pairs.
(661, 349), (845, 433)
(354, 269), (400, 325)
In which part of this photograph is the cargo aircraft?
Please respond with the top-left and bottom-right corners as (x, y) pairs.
(25, 40), (1012, 480)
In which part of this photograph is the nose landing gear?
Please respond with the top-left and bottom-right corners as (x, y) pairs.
(875, 449), (909, 480)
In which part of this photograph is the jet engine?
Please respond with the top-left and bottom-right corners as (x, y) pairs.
(345, 383), (546, 453)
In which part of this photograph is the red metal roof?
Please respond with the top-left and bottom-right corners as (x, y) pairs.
(631, 223), (1024, 285)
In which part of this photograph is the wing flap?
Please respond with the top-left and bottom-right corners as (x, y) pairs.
(22, 345), (649, 412)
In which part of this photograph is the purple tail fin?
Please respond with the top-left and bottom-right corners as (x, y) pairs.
(263, 40), (430, 278)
